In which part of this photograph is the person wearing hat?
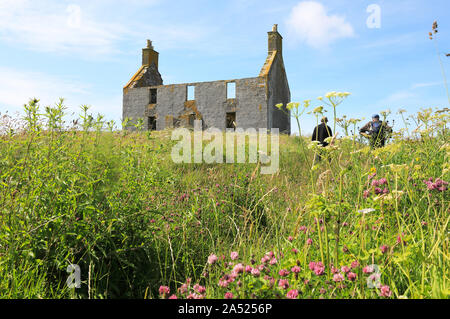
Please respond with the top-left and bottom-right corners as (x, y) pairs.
(359, 114), (392, 148)
(312, 117), (333, 161)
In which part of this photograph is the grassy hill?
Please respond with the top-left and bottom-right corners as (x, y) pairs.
(0, 101), (448, 299)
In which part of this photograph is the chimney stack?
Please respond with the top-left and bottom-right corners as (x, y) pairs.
(268, 24), (282, 54)
(142, 39), (159, 68)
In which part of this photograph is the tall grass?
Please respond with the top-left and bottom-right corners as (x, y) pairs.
(0, 100), (448, 299)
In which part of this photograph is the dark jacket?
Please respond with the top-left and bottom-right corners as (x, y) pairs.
(359, 121), (392, 139)
(312, 123), (333, 147)
(360, 120), (393, 148)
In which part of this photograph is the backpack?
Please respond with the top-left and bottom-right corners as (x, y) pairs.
(371, 121), (382, 136)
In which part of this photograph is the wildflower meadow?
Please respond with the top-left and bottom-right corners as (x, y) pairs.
(0, 95), (448, 300)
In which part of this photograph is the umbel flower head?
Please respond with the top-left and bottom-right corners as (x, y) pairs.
(303, 100), (311, 108)
(288, 102), (300, 111)
(325, 91), (336, 99)
(276, 102), (301, 111)
(323, 92), (351, 99)
(313, 106), (324, 114)
(308, 140), (322, 150)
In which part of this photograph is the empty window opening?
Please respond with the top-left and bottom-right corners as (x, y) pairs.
(150, 89), (157, 104)
(226, 112), (236, 129)
(187, 85), (195, 101)
(188, 114), (196, 127)
(148, 116), (156, 131)
(227, 82), (236, 99)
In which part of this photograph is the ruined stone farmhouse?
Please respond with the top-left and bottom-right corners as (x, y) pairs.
(123, 24), (291, 134)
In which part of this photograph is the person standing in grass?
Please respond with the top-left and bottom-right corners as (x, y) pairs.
(312, 117), (332, 162)
(359, 114), (392, 149)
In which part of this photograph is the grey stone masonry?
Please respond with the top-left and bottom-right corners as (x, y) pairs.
(123, 25), (291, 134)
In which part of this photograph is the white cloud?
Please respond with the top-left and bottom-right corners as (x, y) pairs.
(377, 81), (447, 110)
(66, 4), (82, 29)
(383, 90), (417, 104)
(134, 24), (212, 52)
(0, 0), (126, 58)
(361, 32), (420, 50)
(0, 67), (88, 110)
(0, 66), (122, 122)
(0, 0), (213, 59)
(382, 81), (444, 103)
(411, 82), (443, 89)
(285, 1), (355, 49)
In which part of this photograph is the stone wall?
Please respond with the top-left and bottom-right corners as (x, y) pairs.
(131, 63), (163, 88)
(122, 87), (149, 130)
(125, 77), (268, 131)
(152, 84), (186, 130)
(267, 53), (291, 134)
(235, 77), (267, 130)
(123, 27), (290, 134)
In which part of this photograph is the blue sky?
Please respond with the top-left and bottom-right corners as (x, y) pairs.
(1, 0), (449, 135)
